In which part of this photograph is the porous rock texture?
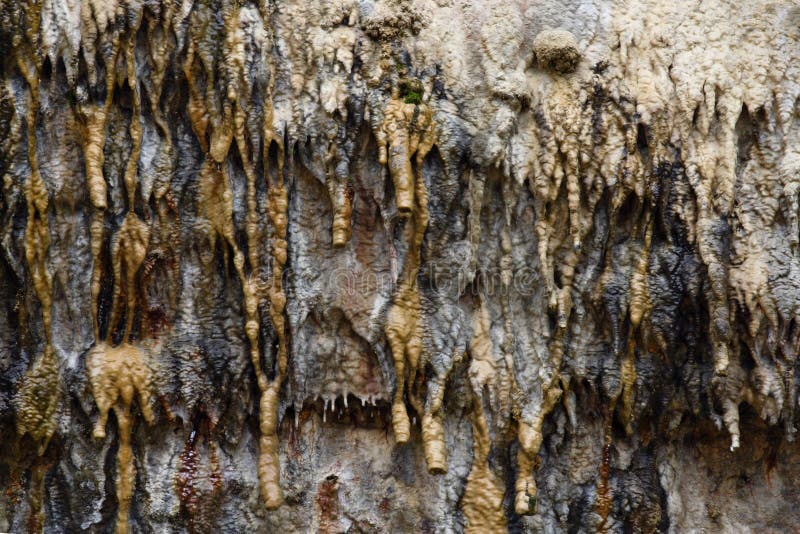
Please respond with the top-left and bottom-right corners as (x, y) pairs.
(2, 0), (800, 532)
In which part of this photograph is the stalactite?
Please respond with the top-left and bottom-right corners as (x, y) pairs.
(514, 385), (562, 516)
(14, 345), (59, 455)
(618, 338), (637, 435)
(105, 27), (150, 346)
(76, 0), (126, 341)
(200, 1), (293, 509)
(107, 214), (150, 344)
(257, 180), (290, 509)
(613, 216), (652, 434)
(227, 2), (266, 395)
(379, 91), (437, 456)
(87, 343), (154, 534)
(122, 39), (142, 209)
(324, 125), (353, 247)
(629, 217), (653, 329)
(13, 25), (59, 456)
(81, 101), (109, 340)
(19, 63), (49, 343)
(462, 395), (507, 534)
(320, 22), (358, 248)
(463, 304), (507, 532)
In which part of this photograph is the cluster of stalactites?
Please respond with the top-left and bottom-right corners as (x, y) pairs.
(473, 27), (800, 518)
(372, 83), (543, 529)
(182, 0), (291, 511)
(181, 0), (264, 510)
(377, 91), (442, 468)
(605, 11), (800, 452)
(78, 9), (167, 534)
(5, 1), (800, 530)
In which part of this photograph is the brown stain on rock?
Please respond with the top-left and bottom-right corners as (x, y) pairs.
(316, 474), (341, 534)
(176, 420), (224, 534)
(594, 401), (616, 530)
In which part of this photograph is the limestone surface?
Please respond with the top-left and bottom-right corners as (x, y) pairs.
(1, 0), (800, 532)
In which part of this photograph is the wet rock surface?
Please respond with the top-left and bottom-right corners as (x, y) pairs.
(1, 0), (800, 532)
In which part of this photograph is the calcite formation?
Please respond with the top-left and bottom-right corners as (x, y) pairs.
(87, 342), (155, 534)
(1, 0), (800, 532)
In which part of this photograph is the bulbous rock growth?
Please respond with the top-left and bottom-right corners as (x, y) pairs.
(2, 0), (800, 532)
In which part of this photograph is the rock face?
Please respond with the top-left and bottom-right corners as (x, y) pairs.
(1, 0), (800, 532)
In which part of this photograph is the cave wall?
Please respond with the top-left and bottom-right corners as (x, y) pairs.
(1, 0), (800, 532)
